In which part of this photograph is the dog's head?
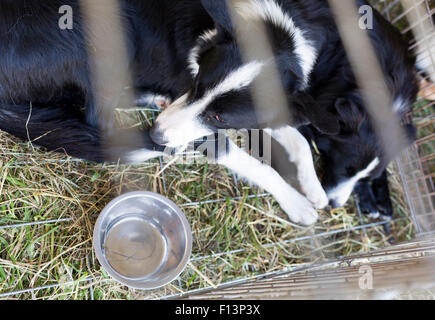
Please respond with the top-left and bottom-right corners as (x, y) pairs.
(150, 0), (340, 147)
(301, 6), (420, 209)
(302, 93), (417, 208)
(150, 38), (260, 147)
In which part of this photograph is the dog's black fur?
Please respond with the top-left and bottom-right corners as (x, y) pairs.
(0, 0), (419, 217)
(354, 170), (394, 218)
(0, 0), (214, 161)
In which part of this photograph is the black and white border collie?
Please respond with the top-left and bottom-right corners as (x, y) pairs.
(0, 0), (418, 225)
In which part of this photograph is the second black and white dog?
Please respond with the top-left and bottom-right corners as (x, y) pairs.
(0, 0), (418, 225)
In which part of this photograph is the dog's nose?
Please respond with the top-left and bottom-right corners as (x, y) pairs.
(150, 126), (168, 146)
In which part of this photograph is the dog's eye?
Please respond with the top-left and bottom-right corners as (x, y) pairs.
(205, 114), (224, 123)
(215, 115), (223, 122)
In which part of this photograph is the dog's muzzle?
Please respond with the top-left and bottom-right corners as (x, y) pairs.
(150, 125), (168, 146)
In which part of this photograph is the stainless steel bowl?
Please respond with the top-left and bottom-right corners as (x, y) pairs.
(93, 191), (192, 289)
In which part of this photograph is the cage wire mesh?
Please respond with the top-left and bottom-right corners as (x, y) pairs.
(391, 0), (435, 234)
(0, 0), (433, 300)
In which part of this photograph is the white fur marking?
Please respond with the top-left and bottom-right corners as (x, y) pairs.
(368, 211), (380, 219)
(234, 0), (317, 88)
(213, 60), (264, 94)
(393, 96), (408, 114)
(188, 29), (218, 77)
(327, 157), (380, 207)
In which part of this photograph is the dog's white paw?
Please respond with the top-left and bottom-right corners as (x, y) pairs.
(298, 173), (329, 209)
(278, 193), (319, 226)
(305, 184), (329, 210)
(367, 211), (380, 219)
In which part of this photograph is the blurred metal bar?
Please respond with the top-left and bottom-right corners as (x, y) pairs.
(227, 0), (292, 125)
(79, 0), (146, 161)
(329, 0), (410, 162)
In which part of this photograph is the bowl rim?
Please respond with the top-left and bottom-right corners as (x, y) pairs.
(93, 191), (192, 290)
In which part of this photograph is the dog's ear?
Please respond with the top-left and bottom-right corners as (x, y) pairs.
(309, 111), (341, 135)
(294, 92), (341, 135)
(334, 97), (366, 131)
(200, 0), (235, 37)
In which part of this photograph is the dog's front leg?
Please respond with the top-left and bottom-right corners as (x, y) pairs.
(269, 126), (329, 209)
(354, 181), (380, 219)
(372, 170), (393, 219)
(216, 139), (318, 226)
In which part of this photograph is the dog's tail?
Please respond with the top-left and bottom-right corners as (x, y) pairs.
(0, 103), (165, 163)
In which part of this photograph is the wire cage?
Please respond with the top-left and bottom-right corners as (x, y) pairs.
(387, 0), (435, 235)
(0, 0), (434, 300)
